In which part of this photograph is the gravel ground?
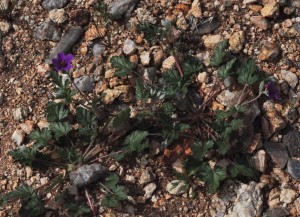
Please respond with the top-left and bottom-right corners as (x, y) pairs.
(1, 0), (300, 216)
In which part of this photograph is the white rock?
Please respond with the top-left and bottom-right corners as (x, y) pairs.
(143, 182), (157, 199)
(281, 70), (298, 89)
(0, 21), (10, 33)
(253, 150), (267, 172)
(140, 51), (151, 66)
(11, 129), (25, 145)
(166, 180), (188, 195)
(123, 38), (136, 55)
(93, 43), (106, 57)
(280, 188), (297, 204)
(19, 120), (34, 134)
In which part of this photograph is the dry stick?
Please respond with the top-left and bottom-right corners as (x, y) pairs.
(236, 84), (248, 106)
(200, 85), (222, 111)
(173, 54), (184, 78)
(85, 188), (96, 217)
(100, 182), (114, 194)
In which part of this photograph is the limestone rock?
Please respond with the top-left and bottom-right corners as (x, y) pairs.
(49, 9), (67, 24)
(261, 2), (279, 17)
(166, 180), (188, 195)
(123, 38), (136, 55)
(203, 34), (223, 49)
(229, 31), (245, 53)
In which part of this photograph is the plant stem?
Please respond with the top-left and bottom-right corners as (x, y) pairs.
(100, 182), (114, 194)
(240, 93), (262, 107)
(236, 84), (248, 106)
(85, 188), (97, 217)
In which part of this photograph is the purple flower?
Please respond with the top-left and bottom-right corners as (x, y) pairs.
(265, 81), (280, 100)
(52, 52), (73, 71)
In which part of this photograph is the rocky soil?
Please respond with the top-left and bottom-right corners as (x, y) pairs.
(1, 0), (300, 216)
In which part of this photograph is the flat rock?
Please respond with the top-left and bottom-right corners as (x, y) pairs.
(264, 141), (289, 169)
(49, 9), (67, 24)
(46, 26), (84, 64)
(19, 120), (34, 134)
(216, 90), (242, 108)
(139, 168), (156, 185)
(166, 180), (188, 195)
(140, 51), (151, 66)
(281, 70), (298, 89)
(42, 0), (68, 10)
(250, 16), (269, 30)
(34, 21), (62, 41)
(69, 163), (108, 187)
(286, 159), (300, 182)
(194, 17), (220, 36)
(283, 127), (300, 157)
(162, 56), (175, 71)
(203, 34), (223, 49)
(123, 38), (136, 55)
(252, 150), (267, 173)
(108, 0), (138, 20)
(73, 75), (94, 92)
(263, 207), (289, 217)
(261, 2), (279, 17)
(280, 188), (297, 204)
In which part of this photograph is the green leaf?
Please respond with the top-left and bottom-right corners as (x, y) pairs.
(217, 58), (236, 80)
(124, 130), (149, 153)
(112, 108), (130, 129)
(135, 79), (149, 101)
(57, 147), (81, 164)
(29, 128), (51, 149)
(76, 107), (97, 127)
(215, 107), (240, 120)
(67, 203), (91, 217)
(237, 58), (258, 85)
(201, 164), (227, 193)
(229, 162), (254, 178)
(210, 40), (228, 67)
(162, 102), (175, 116)
(78, 127), (95, 137)
(110, 56), (133, 76)
(8, 147), (37, 166)
(0, 185), (35, 207)
(47, 102), (69, 122)
(50, 122), (71, 139)
(137, 22), (167, 43)
(182, 55), (203, 76)
(105, 173), (119, 189)
(50, 71), (64, 88)
(191, 140), (214, 161)
(19, 195), (45, 217)
(101, 185), (127, 208)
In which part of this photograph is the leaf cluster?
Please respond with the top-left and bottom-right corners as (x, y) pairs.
(137, 21), (171, 44)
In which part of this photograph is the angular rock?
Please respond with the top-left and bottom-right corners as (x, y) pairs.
(34, 21), (62, 41)
(139, 168), (156, 185)
(69, 9), (91, 26)
(46, 26), (84, 64)
(258, 41), (280, 61)
(166, 180), (188, 195)
(280, 188), (297, 204)
(73, 75), (94, 92)
(194, 17), (220, 36)
(19, 120), (34, 134)
(162, 56), (175, 71)
(250, 16), (269, 30)
(92, 43), (106, 58)
(264, 141), (289, 169)
(49, 9), (67, 24)
(42, 0), (68, 10)
(263, 207), (289, 217)
(143, 182), (157, 199)
(188, 0), (202, 18)
(11, 129), (25, 145)
(203, 34), (223, 49)
(140, 51), (151, 66)
(108, 0), (138, 20)
(69, 163), (108, 187)
(123, 38), (136, 55)
(261, 2), (279, 17)
(216, 90), (242, 108)
(225, 182), (263, 217)
(281, 70), (298, 89)
(283, 127), (300, 157)
(229, 31), (245, 53)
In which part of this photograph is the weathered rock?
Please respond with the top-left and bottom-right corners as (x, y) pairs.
(281, 70), (298, 89)
(69, 163), (108, 187)
(264, 141), (289, 169)
(19, 120), (34, 134)
(253, 150), (267, 173)
(47, 26), (84, 64)
(0, 21), (10, 34)
(216, 90), (242, 108)
(286, 159), (300, 182)
(250, 16), (269, 30)
(258, 41), (280, 61)
(67, 185), (78, 196)
(123, 38), (136, 55)
(243, 0), (258, 4)
(166, 180), (188, 195)
(225, 182), (263, 217)
(263, 207), (289, 217)
(280, 188), (297, 204)
(42, 0), (68, 10)
(152, 49), (164, 66)
(203, 34), (223, 49)
(11, 129), (25, 145)
(188, 0), (202, 18)
(69, 9), (91, 26)
(283, 127), (300, 157)
(108, 0), (138, 20)
(93, 43), (106, 58)
(194, 17), (220, 36)
(139, 168), (156, 185)
(229, 31), (245, 53)
(162, 56), (175, 71)
(49, 9), (67, 24)
(140, 51), (151, 66)
(261, 2), (279, 17)
(34, 21), (62, 41)
(143, 182), (157, 199)
(73, 75), (94, 92)
(13, 107), (26, 121)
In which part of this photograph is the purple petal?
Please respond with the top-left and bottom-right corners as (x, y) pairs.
(64, 63), (72, 71)
(57, 52), (65, 61)
(65, 54), (74, 62)
(52, 58), (58, 65)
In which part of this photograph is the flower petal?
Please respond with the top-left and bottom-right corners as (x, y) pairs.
(65, 54), (74, 62)
(57, 52), (65, 61)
